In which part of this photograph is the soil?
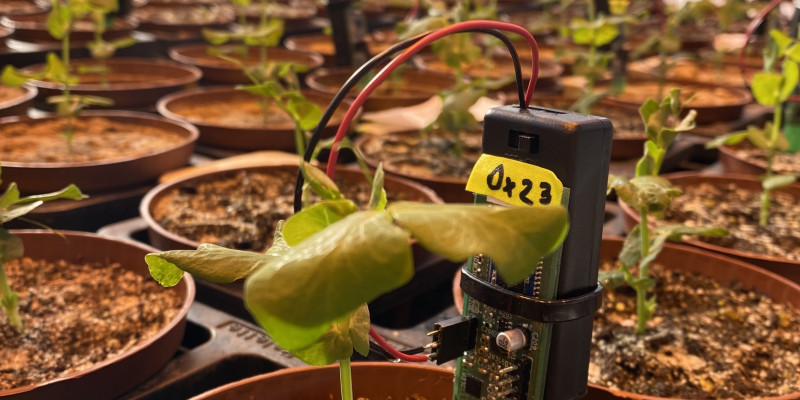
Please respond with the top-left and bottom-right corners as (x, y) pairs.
(728, 143), (800, 174)
(153, 168), (431, 252)
(0, 257), (183, 390)
(133, 4), (234, 25)
(0, 86), (26, 104)
(170, 97), (296, 129)
(0, 117), (188, 163)
(417, 56), (562, 82)
(663, 182), (800, 261)
(664, 61), (747, 88)
(360, 130), (483, 182)
(591, 261), (800, 398)
(243, 2), (316, 20)
(606, 82), (746, 108)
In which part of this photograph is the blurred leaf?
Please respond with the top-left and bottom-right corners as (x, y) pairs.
(300, 162), (342, 201)
(47, 1), (72, 40)
(283, 200), (358, 246)
(752, 72), (782, 106)
(770, 29), (793, 55)
(704, 132), (748, 149)
(203, 29), (232, 45)
(763, 174), (797, 190)
(287, 97), (321, 131)
(368, 164), (387, 211)
(1, 66), (32, 87)
(780, 60), (799, 102)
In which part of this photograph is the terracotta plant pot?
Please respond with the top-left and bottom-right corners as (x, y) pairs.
(618, 172), (800, 284)
(140, 163), (442, 253)
(598, 81), (752, 124)
(0, 85), (35, 117)
(587, 236), (800, 400)
(0, 13), (136, 43)
(305, 67), (458, 112)
(0, 230), (195, 400)
(168, 44), (324, 84)
(156, 86), (349, 152)
(413, 52), (564, 93)
(284, 33), (394, 67)
(241, 1), (317, 26)
(132, 3), (235, 39)
(718, 144), (800, 176)
(0, 110), (198, 193)
(21, 58), (201, 110)
(191, 362), (453, 400)
(0, 0), (47, 17)
(627, 57), (749, 88)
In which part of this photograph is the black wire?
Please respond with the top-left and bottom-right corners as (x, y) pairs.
(294, 28), (526, 212)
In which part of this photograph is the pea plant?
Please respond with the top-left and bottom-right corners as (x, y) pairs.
(202, 0), (285, 69)
(0, 165), (85, 331)
(705, 29), (800, 226)
(605, 89), (726, 335)
(1, 0), (115, 151)
(146, 161), (569, 400)
(86, 0), (136, 86)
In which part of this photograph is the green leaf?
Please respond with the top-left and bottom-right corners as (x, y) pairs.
(705, 132), (748, 149)
(43, 53), (72, 84)
(0, 201), (43, 224)
(388, 202), (569, 285)
(0, 183), (20, 208)
(287, 97), (322, 131)
(77, 95), (114, 107)
(763, 174), (797, 190)
(110, 36), (137, 49)
(641, 224), (728, 268)
(203, 29), (232, 45)
(46, 1), (72, 40)
(635, 140), (662, 177)
(745, 124), (772, 150)
(1, 66), (32, 87)
(598, 269), (627, 289)
(618, 225), (641, 268)
(239, 81), (282, 98)
(300, 162), (342, 201)
(780, 60), (799, 102)
(628, 276), (656, 293)
(245, 211), (413, 327)
(786, 43), (800, 63)
(145, 243), (280, 287)
(288, 312), (356, 366)
(349, 304), (370, 357)
(638, 98), (662, 142)
(282, 200), (358, 246)
(593, 23), (620, 47)
(15, 184), (84, 204)
(770, 29), (793, 55)
(368, 164), (387, 211)
(630, 176), (681, 213)
(752, 72), (783, 106)
(0, 228), (24, 263)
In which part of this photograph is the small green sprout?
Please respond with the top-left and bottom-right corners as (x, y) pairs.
(605, 89), (726, 335)
(0, 164), (85, 331)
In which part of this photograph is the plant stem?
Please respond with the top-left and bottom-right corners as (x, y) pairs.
(0, 264), (22, 330)
(636, 209), (650, 335)
(339, 358), (354, 400)
(62, 36), (74, 152)
(760, 102), (783, 226)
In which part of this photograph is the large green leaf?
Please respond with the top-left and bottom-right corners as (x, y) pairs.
(0, 228), (23, 263)
(46, 1), (72, 40)
(1, 66), (33, 87)
(145, 243), (284, 287)
(245, 211), (413, 327)
(752, 72), (783, 106)
(388, 202), (568, 284)
(15, 184), (85, 204)
(282, 200), (358, 246)
(300, 162), (342, 201)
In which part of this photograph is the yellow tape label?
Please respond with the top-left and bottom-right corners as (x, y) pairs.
(466, 154), (563, 207)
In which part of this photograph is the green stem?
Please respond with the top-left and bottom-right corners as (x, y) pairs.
(339, 358), (354, 400)
(760, 103), (783, 226)
(293, 124), (305, 157)
(0, 263), (22, 330)
(62, 36), (74, 152)
(636, 209), (650, 335)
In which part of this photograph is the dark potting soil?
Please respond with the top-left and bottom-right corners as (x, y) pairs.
(0, 117), (187, 163)
(663, 182), (800, 260)
(729, 143), (800, 174)
(591, 262), (800, 398)
(0, 257), (183, 390)
(360, 130), (482, 181)
(153, 168), (430, 252)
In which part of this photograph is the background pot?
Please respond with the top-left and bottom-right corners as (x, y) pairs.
(168, 44), (324, 84)
(22, 58), (201, 110)
(1, 230), (195, 400)
(618, 172), (800, 284)
(588, 236), (800, 400)
(0, 110), (198, 193)
(0, 13), (136, 43)
(717, 144), (800, 176)
(156, 86), (349, 152)
(191, 362), (453, 400)
(0, 85), (35, 117)
(305, 67), (458, 112)
(284, 33), (395, 67)
(132, 3), (235, 39)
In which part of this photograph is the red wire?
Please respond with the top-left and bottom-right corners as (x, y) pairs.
(404, 0), (420, 23)
(325, 20), (540, 178)
(369, 327), (430, 362)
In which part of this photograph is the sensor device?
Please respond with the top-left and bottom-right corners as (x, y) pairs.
(447, 104), (612, 400)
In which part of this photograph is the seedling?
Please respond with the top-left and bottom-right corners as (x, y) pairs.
(86, 0), (136, 86)
(706, 29), (800, 226)
(0, 164), (85, 331)
(1, 0), (114, 151)
(605, 89), (726, 334)
(202, 0), (285, 70)
(146, 161), (569, 400)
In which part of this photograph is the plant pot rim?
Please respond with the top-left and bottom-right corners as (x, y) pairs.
(140, 163), (443, 250)
(0, 110), (199, 169)
(305, 66), (458, 100)
(0, 13), (138, 33)
(591, 236), (800, 400)
(600, 81), (753, 110)
(190, 362), (453, 400)
(0, 229), (195, 398)
(167, 43), (324, 72)
(21, 57), (202, 92)
(0, 85), (37, 110)
(617, 172), (800, 266)
(133, 3), (235, 30)
(412, 51), (564, 80)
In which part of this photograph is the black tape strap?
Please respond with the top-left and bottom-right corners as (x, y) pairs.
(460, 265), (603, 323)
